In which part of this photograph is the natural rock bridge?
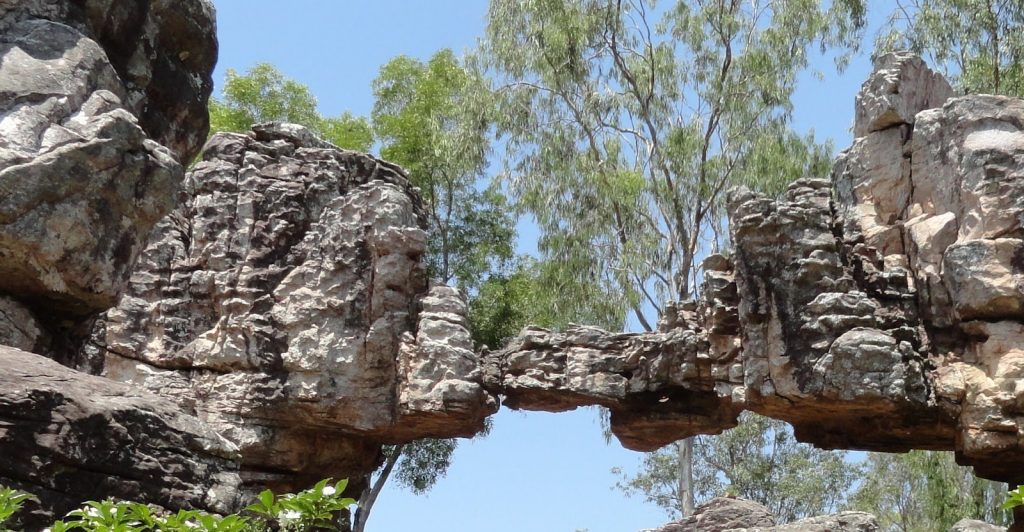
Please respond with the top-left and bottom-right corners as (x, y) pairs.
(1, 0), (1022, 528)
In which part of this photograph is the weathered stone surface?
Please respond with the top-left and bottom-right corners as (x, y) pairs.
(88, 124), (496, 491)
(736, 512), (880, 532)
(0, 295), (47, 353)
(950, 519), (1005, 532)
(854, 52), (953, 137)
(0, 0), (217, 362)
(648, 499), (881, 532)
(0, 345), (242, 529)
(484, 260), (745, 450)
(0, 0), (218, 162)
(649, 498), (776, 532)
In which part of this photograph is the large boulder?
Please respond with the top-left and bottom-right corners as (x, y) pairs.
(651, 498), (776, 532)
(87, 124), (496, 491)
(0, 0), (217, 361)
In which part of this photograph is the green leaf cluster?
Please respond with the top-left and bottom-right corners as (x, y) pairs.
(209, 63), (373, 151)
(1004, 484), (1024, 510)
(482, 0), (866, 330)
(0, 480), (355, 532)
(0, 487), (34, 532)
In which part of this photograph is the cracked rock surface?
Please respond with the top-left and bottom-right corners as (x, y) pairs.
(0, 346), (242, 529)
(87, 124), (496, 492)
(0, 0), (216, 361)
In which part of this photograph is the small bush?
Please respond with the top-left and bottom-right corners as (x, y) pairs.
(0, 479), (355, 531)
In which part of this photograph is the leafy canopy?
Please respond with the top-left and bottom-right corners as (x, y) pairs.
(210, 63), (373, 151)
(482, 0), (862, 332)
(614, 413), (861, 522)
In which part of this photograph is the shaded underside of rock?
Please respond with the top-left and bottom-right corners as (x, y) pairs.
(0, 346), (242, 529)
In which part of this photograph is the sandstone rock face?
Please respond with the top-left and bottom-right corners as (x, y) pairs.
(650, 498), (776, 532)
(854, 52), (953, 137)
(735, 512), (881, 532)
(0, 0), (217, 360)
(486, 54), (1024, 484)
(88, 124), (496, 491)
(648, 498), (882, 532)
(950, 519), (1006, 532)
(0, 346), (242, 529)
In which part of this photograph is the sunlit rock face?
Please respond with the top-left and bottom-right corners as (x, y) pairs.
(647, 497), (881, 532)
(0, 0), (217, 360)
(87, 123), (497, 492)
(485, 53), (1024, 485)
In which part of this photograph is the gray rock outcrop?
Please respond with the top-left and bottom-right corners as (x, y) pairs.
(0, 0), (217, 362)
(0, 0), (230, 523)
(650, 498), (776, 532)
(86, 123), (496, 492)
(648, 498), (882, 532)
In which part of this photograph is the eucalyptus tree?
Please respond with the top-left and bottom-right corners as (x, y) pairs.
(482, 0), (865, 515)
(614, 413), (861, 522)
(852, 451), (1010, 531)
(876, 0), (1024, 97)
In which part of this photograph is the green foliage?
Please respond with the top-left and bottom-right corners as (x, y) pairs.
(0, 486), (35, 531)
(246, 478), (355, 531)
(851, 451), (1010, 531)
(876, 0), (1024, 97)
(482, 0), (866, 331)
(209, 63), (373, 151)
(1004, 484), (1024, 510)
(614, 413), (861, 522)
(390, 439), (458, 495)
(0, 480), (354, 532)
(373, 50), (514, 293)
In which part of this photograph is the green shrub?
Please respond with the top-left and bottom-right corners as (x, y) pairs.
(1003, 485), (1024, 511)
(0, 479), (355, 531)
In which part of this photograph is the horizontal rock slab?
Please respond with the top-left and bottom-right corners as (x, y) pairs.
(0, 346), (242, 528)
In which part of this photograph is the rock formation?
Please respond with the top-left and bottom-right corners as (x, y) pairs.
(85, 123), (496, 493)
(648, 497), (882, 532)
(2, 1), (1024, 526)
(0, 346), (242, 527)
(0, 0), (216, 361)
(0, 0), (232, 525)
(483, 52), (1024, 486)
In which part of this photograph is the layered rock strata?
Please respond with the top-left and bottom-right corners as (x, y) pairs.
(483, 52), (1024, 485)
(86, 123), (496, 492)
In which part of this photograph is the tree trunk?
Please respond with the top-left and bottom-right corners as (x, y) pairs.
(354, 444), (405, 532)
(678, 438), (695, 516)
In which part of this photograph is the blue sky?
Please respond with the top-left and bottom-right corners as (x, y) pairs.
(211, 1), (891, 530)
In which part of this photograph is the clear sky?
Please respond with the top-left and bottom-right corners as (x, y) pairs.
(210, 1), (892, 530)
